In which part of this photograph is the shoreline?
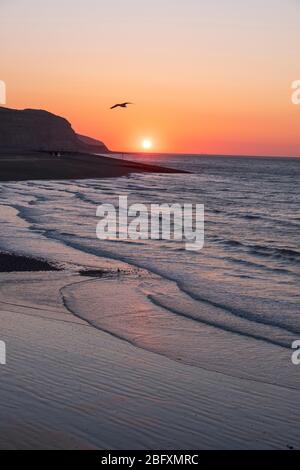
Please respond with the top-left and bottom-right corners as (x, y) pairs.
(0, 152), (187, 182)
(0, 168), (299, 449)
(0, 249), (299, 449)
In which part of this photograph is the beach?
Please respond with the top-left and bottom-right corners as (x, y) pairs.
(1, 262), (300, 449)
(0, 155), (299, 449)
(0, 152), (183, 182)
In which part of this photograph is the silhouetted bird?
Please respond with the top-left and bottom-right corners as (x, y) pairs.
(110, 102), (133, 109)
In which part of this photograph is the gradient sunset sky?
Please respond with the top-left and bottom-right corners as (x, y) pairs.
(1, 0), (300, 155)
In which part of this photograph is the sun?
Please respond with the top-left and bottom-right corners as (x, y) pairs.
(141, 138), (153, 150)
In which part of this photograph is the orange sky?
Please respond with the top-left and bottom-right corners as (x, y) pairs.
(1, 0), (300, 156)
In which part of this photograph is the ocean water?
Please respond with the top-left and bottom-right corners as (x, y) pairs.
(0, 155), (299, 387)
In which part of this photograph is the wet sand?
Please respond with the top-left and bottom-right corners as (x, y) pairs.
(0, 265), (299, 449)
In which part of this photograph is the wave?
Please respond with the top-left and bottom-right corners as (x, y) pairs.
(208, 209), (300, 229)
(218, 239), (300, 263)
(224, 256), (295, 276)
(176, 281), (300, 335)
(7, 199), (300, 337)
(147, 293), (293, 349)
(2, 180), (299, 359)
(25, 220), (300, 348)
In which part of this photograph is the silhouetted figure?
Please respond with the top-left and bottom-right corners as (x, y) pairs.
(110, 102), (133, 109)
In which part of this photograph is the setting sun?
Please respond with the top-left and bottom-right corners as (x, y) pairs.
(141, 139), (153, 150)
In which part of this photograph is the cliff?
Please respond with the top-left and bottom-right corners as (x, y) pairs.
(0, 107), (108, 153)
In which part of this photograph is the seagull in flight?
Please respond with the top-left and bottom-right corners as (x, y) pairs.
(110, 102), (133, 109)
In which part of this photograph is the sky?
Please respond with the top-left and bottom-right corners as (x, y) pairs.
(1, 0), (300, 155)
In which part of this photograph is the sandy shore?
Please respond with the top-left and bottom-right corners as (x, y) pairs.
(0, 152), (185, 182)
(0, 175), (299, 449)
(0, 261), (299, 449)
